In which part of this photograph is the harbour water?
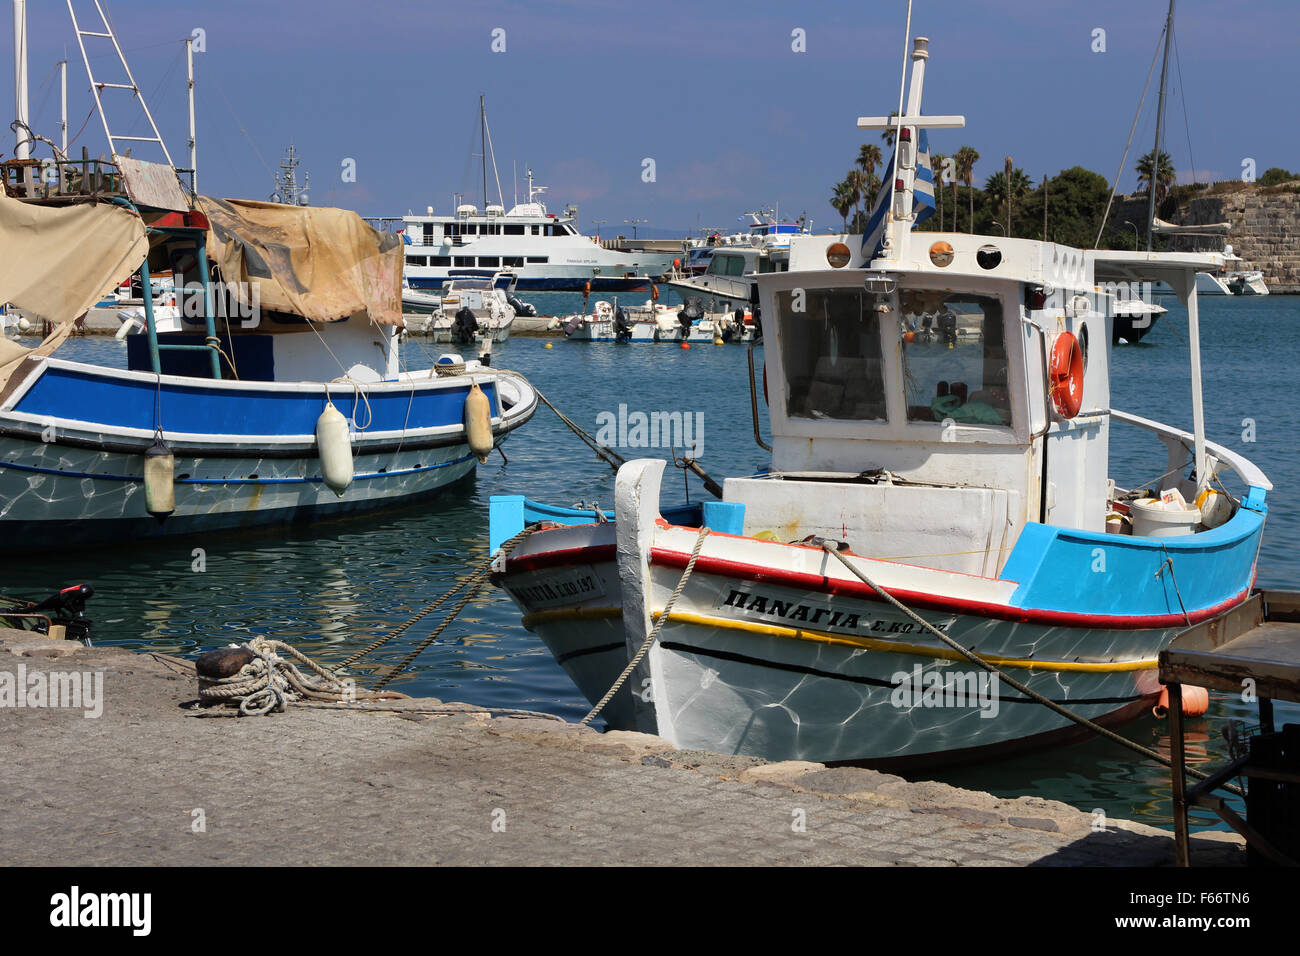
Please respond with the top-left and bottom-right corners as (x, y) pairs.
(6, 292), (1297, 830)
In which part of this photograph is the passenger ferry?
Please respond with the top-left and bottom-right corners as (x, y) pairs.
(400, 172), (678, 293)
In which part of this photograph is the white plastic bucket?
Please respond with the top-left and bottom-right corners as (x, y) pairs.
(1129, 497), (1201, 537)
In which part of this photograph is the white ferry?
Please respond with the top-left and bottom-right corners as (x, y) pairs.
(400, 173), (678, 293)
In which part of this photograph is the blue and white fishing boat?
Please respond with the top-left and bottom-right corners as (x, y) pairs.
(487, 32), (1270, 765)
(0, 8), (535, 552)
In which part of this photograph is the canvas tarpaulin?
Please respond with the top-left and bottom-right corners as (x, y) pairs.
(0, 190), (148, 323)
(198, 197), (403, 326)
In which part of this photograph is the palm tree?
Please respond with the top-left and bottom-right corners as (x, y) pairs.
(830, 181), (854, 232)
(857, 143), (882, 183)
(955, 146), (979, 233)
(845, 168), (869, 227)
(881, 110), (900, 148)
(984, 165), (1031, 236)
(1136, 149), (1177, 205)
(932, 153), (947, 229)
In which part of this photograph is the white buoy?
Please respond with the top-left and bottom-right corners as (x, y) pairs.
(143, 438), (175, 518)
(464, 382), (493, 463)
(316, 401), (354, 496)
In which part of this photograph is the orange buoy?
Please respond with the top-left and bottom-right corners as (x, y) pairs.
(651, 283), (659, 301)
(680, 341), (690, 350)
(1153, 684), (1210, 718)
(903, 330), (916, 343)
(673, 257), (681, 269)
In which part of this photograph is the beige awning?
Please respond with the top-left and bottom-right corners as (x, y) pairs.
(198, 197), (403, 326)
(0, 190), (148, 323)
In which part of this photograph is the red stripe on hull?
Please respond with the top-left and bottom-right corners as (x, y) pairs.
(649, 548), (1248, 631)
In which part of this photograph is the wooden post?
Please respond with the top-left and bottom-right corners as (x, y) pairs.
(1169, 682), (1191, 866)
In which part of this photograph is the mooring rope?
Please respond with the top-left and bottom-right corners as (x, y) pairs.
(197, 636), (401, 716)
(199, 529), (537, 714)
(820, 542), (1241, 796)
(581, 527), (709, 725)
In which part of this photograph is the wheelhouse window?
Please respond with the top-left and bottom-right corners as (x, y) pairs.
(777, 288), (886, 421)
(899, 289), (1010, 426)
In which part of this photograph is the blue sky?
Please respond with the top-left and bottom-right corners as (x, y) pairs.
(7, 0), (1297, 236)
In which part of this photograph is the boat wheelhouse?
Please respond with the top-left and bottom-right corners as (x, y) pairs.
(487, 33), (1270, 765)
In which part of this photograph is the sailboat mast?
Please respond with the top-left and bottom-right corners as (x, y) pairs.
(12, 0), (29, 160)
(1146, 0), (1176, 251)
(480, 94), (487, 210)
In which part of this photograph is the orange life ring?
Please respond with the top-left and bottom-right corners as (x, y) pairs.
(1048, 331), (1084, 418)
(651, 284), (659, 302)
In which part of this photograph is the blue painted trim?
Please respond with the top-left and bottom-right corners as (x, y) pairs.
(13, 364), (497, 437)
(487, 495), (745, 553)
(999, 506), (1265, 617)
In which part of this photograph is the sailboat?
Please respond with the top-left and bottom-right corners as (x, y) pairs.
(486, 23), (1268, 766)
(0, 2), (537, 551)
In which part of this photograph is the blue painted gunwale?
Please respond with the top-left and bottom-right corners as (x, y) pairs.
(8, 359), (499, 439)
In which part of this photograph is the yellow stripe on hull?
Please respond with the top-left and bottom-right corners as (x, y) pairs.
(653, 610), (1158, 674)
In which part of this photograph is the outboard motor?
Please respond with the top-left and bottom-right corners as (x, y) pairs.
(507, 293), (537, 317)
(453, 305), (479, 345)
(937, 309), (957, 348)
(678, 296), (703, 339)
(1, 583), (96, 643)
(613, 306), (633, 343)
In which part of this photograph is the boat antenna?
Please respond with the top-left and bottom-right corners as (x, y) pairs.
(884, 0), (914, 235)
(1146, 0), (1176, 251)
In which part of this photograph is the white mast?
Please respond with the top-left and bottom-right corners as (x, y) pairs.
(13, 0), (29, 160)
(186, 35), (196, 193)
(59, 59), (67, 153)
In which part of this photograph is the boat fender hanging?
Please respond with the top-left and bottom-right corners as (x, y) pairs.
(1153, 683), (1210, 718)
(143, 436), (175, 519)
(316, 401), (354, 497)
(465, 382), (493, 463)
(1048, 331), (1084, 419)
(651, 283), (659, 302)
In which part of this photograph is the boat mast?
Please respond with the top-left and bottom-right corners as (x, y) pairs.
(480, 94), (487, 209)
(186, 35), (196, 194)
(12, 0), (29, 160)
(1146, 0), (1176, 251)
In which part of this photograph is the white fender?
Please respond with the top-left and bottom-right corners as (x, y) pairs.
(316, 402), (354, 497)
(464, 382), (493, 463)
(143, 439), (175, 517)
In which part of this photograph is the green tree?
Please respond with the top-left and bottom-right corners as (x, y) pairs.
(1136, 149), (1176, 205)
(985, 163), (1031, 236)
(1260, 167), (1300, 187)
(955, 145), (979, 233)
(845, 168), (870, 226)
(881, 110), (900, 148)
(1026, 166), (1112, 247)
(830, 181), (854, 232)
(857, 143), (882, 183)
(932, 153), (947, 229)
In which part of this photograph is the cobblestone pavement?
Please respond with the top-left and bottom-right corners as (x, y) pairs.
(0, 635), (1243, 866)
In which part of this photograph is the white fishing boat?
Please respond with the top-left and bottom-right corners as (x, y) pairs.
(488, 30), (1270, 767)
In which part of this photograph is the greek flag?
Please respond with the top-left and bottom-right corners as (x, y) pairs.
(861, 129), (936, 261)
